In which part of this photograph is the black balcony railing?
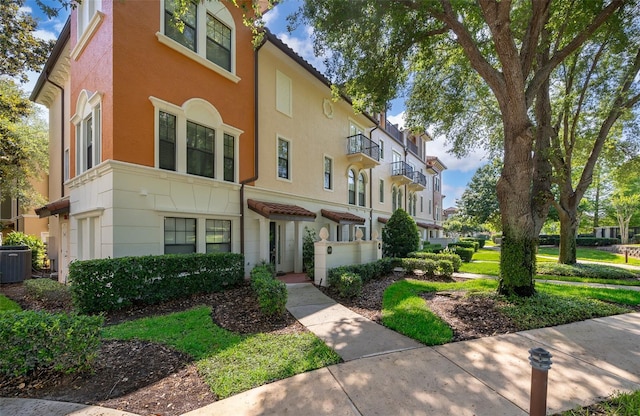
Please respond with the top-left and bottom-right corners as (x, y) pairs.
(347, 134), (380, 161)
(391, 161), (414, 178)
(412, 171), (427, 187)
(385, 120), (403, 144)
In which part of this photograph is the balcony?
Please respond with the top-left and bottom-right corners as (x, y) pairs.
(346, 134), (380, 169)
(408, 170), (427, 191)
(391, 161), (414, 185)
(385, 119), (404, 144)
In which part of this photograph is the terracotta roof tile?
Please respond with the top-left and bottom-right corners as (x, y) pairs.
(321, 209), (365, 225)
(247, 199), (316, 221)
(35, 198), (70, 218)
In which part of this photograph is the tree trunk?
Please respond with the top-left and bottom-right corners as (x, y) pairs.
(558, 206), (578, 264)
(497, 124), (538, 297)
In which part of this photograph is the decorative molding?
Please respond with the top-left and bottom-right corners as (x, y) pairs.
(70, 11), (105, 61)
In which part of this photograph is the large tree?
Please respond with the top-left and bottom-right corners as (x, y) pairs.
(546, 10), (640, 264)
(290, 0), (626, 296)
(457, 159), (502, 232)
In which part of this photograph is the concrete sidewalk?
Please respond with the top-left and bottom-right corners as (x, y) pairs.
(185, 283), (640, 416)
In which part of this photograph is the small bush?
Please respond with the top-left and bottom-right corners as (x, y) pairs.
(634, 234), (640, 244)
(329, 271), (362, 298)
(382, 209), (420, 257)
(3, 231), (46, 269)
(461, 237), (485, 249)
(536, 262), (638, 280)
(24, 279), (71, 308)
(436, 260), (454, 277)
(401, 258), (437, 276)
(421, 242), (443, 253)
(408, 252), (462, 272)
(0, 311), (103, 376)
(448, 241), (477, 251)
(250, 265), (287, 316)
(449, 246), (474, 262)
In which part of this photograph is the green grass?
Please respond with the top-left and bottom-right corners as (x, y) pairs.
(459, 261), (500, 276)
(537, 247), (640, 266)
(102, 306), (341, 399)
(537, 274), (640, 287)
(381, 279), (639, 345)
(0, 294), (22, 312)
(561, 390), (640, 415)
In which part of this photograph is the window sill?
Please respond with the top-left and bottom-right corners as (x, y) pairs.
(71, 11), (105, 61)
(156, 32), (240, 84)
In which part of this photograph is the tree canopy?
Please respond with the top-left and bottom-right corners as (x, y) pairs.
(456, 159), (501, 232)
(288, 0), (631, 296)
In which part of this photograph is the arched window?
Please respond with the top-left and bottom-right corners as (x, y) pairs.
(397, 188), (403, 211)
(358, 172), (365, 206)
(392, 186), (397, 211)
(348, 169), (356, 205)
(413, 194), (417, 216)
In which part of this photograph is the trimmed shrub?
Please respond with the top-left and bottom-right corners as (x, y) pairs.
(448, 241), (477, 251)
(3, 231), (46, 269)
(382, 208), (420, 257)
(538, 235), (560, 246)
(575, 237), (619, 246)
(436, 260), (454, 277)
(401, 258), (438, 275)
(0, 311), (103, 376)
(24, 279), (71, 307)
(408, 252), (462, 272)
(70, 252), (244, 314)
(461, 237), (486, 249)
(328, 271), (362, 298)
(250, 264), (287, 316)
(448, 246), (474, 262)
(302, 227), (317, 279)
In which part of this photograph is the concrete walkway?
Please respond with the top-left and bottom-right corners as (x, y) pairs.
(4, 278), (640, 416)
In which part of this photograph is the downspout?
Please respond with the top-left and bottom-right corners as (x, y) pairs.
(45, 75), (65, 199)
(240, 37), (267, 256)
(368, 124), (379, 240)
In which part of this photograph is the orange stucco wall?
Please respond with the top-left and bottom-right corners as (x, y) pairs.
(70, 0), (256, 181)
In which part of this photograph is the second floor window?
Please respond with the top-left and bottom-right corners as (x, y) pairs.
(206, 14), (231, 71)
(159, 111), (177, 171)
(379, 179), (384, 203)
(72, 90), (102, 175)
(187, 121), (215, 178)
(165, 0), (197, 51)
(358, 172), (365, 206)
(348, 170), (356, 205)
(223, 134), (234, 182)
(324, 156), (332, 190)
(278, 138), (290, 179)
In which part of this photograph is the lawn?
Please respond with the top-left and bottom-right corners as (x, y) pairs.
(382, 278), (639, 345)
(537, 246), (640, 266)
(0, 294), (21, 312)
(101, 306), (341, 399)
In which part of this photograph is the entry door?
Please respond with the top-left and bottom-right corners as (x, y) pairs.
(269, 221), (281, 271)
(61, 222), (69, 282)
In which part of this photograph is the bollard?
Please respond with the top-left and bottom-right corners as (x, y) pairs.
(625, 250), (629, 263)
(529, 347), (552, 416)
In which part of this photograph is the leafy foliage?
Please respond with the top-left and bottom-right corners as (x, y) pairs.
(456, 159), (502, 230)
(24, 278), (72, 306)
(328, 271), (362, 298)
(3, 231), (46, 269)
(250, 264), (287, 316)
(0, 311), (103, 376)
(302, 226), (317, 278)
(382, 208), (420, 258)
(70, 253), (244, 313)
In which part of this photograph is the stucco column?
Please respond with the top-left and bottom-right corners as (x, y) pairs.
(294, 221), (303, 273)
(258, 218), (269, 262)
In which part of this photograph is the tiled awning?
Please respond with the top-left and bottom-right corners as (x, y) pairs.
(247, 199), (316, 222)
(377, 217), (388, 224)
(321, 209), (365, 225)
(417, 221), (443, 230)
(35, 198), (70, 218)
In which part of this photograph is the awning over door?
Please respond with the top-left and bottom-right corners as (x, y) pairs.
(321, 209), (365, 225)
(35, 198), (70, 218)
(247, 199), (316, 222)
(417, 221), (443, 230)
(377, 217), (388, 224)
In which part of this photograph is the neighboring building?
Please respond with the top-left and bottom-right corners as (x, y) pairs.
(443, 207), (458, 221)
(0, 179), (50, 244)
(32, 0), (447, 281)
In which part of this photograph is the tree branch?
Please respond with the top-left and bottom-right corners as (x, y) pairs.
(519, 0), (551, 75)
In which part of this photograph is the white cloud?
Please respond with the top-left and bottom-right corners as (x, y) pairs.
(386, 112), (405, 130)
(34, 29), (58, 42)
(19, 6), (33, 14)
(442, 183), (467, 207)
(276, 26), (328, 73)
(261, 5), (280, 27)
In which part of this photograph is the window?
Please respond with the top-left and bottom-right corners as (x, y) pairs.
(164, 217), (196, 254)
(392, 186), (397, 211)
(349, 121), (364, 136)
(412, 195), (417, 216)
(72, 90), (102, 175)
(152, 96), (241, 182)
(64, 148), (70, 181)
(278, 137), (290, 179)
(379, 179), (384, 203)
(429, 199), (432, 215)
(159, 111), (177, 171)
(160, 0), (236, 79)
(358, 172), (365, 206)
(434, 175), (441, 192)
(397, 188), (403, 210)
(164, 0), (197, 51)
(206, 14), (231, 71)
(420, 196), (424, 213)
(206, 219), (231, 253)
(72, 0), (104, 60)
(348, 170), (356, 205)
(379, 139), (385, 159)
(276, 70), (292, 116)
(187, 121), (215, 178)
(223, 133), (234, 182)
(408, 192), (414, 215)
(324, 156), (332, 190)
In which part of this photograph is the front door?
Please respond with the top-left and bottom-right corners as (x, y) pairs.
(269, 221), (281, 272)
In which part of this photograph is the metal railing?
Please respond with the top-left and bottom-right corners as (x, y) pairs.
(412, 170), (427, 187)
(384, 120), (403, 144)
(391, 161), (414, 177)
(347, 134), (380, 161)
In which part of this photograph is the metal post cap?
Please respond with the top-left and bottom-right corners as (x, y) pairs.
(529, 347), (553, 371)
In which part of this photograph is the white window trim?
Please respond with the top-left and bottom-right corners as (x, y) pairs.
(71, 90), (102, 176)
(379, 179), (384, 204)
(276, 135), (292, 182)
(150, 96), (242, 182)
(323, 154), (333, 192)
(157, 0), (239, 83)
(71, 10), (105, 60)
(379, 139), (385, 159)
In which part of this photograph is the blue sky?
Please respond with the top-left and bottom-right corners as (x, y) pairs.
(23, 0), (488, 208)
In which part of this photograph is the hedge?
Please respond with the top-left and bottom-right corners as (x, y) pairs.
(460, 237), (486, 249)
(328, 271), (362, 298)
(538, 235), (619, 246)
(70, 252), (244, 314)
(407, 252), (462, 272)
(250, 265), (287, 316)
(448, 246), (474, 262)
(399, 258), (454, 278)
(421, 242), (443, 253)
(0, 311), (103, 376)
(448, 241), (478, 252)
